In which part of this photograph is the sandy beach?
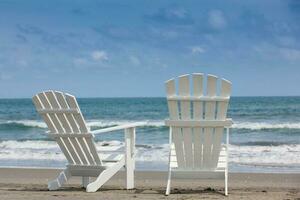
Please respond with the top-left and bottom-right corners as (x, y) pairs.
(0, 168), (298, 200)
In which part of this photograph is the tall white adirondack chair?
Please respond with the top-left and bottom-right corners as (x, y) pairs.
(32, 91), (145, 192)
(165, 73), (232, 195)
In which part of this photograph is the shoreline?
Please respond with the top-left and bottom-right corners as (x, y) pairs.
(0, 165), (300, 174)
(0, 168), (299, 199)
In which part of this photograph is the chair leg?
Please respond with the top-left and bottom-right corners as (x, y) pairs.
(225, 169), (228, 196)
(48, 168), (71, 191)
(82, 176), (90, 188)
(86, 160), (124, 192)
(165, 169), (172, 195)
(126, 162), (134, 189)
(125, 127), (135, 189)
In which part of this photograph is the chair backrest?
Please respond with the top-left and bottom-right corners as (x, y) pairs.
(165, 73), (231, 170)
(33, 91), (102, 166)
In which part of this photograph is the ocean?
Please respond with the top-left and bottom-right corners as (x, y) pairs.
(0, 97), (299, 172)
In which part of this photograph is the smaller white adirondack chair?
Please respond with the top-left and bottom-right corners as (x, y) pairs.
(165, 73), (232, 195)
(33, 91), (146, 192)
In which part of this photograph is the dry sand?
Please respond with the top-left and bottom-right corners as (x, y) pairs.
(0, 168), (299, 199)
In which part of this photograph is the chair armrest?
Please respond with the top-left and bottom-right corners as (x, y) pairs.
(90, 122), (147, 135)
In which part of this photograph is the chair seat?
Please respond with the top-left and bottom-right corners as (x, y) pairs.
(170, 144), (227, 171)
(67, 153), (125, 176)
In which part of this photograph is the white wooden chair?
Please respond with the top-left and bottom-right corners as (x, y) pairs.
(32, 90), (146, 192)
(164, 73), (232, 195)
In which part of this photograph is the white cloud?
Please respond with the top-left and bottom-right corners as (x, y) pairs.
(208, 10), (227, 30)
(129, 56), (141, 66)
(191, 46), (205, 54)
(91, 50), (108, 61)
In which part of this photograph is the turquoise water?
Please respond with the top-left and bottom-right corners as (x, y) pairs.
(0, 97), (299, 172)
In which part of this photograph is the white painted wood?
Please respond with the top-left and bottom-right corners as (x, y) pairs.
(178, 75), (193, 168)
(166, 79), (185, 168)
(193, 73), (204, 169)
(91, 122), (146, 134)
(61, 93), (101, 166)
(225, 127), (229, 196)
(192, 73), (204, 119)
(49, 134), (93, 139)
(167, 96), (229, 101)
(172, 171), (224, 179)
(34, 93), (75, 164)
(43, 91), (83, 165)
(85, 138), (102, 165)
(170, 146), (227, 169)
(46, 91), (88, 165)
(165, 119), (233, 127)
(54, 91), (87, 165)
(37, 109), (79, 114)
(86, 157), (125, 192)
(33, 90), (144, 192)
(202, 74), (217, 169)
(193, 128), (204, 169)
(211, 79), (232, 168)
(33, 95), (76, 164)
(165, 79), (178, 120)
(125, 128), (135, 189)
(32, 96), (56, 133)
(65, 94), (89, 133)
(164, 73), (232, 195)
(165, 128), (173, 196)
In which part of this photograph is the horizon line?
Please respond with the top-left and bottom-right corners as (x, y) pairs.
(0, 95), (300, 100)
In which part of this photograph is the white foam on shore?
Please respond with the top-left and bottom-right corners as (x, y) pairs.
(0, 140), (299, 168)
(232, 122), (300, 130)
(2, 120), (300, 130)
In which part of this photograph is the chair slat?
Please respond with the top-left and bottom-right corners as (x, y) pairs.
(54, 91), (90, 164)
(38, 93), (64, 133)
(218, 79), (231, 119)
(166, 79), (185, 168)
(33, 93), (75, 164)
(32, 96), (56, 133)
(45, 91), (86, 165)
(202, 75), (217, 169)
(193, 127), (204, 168)
(65, 94), (89, 133)
(211, 79), (232, 167)
(165, 79), (179, 120)
(54, 92), (94, 165)
(44, 91), (72, 133)
(58, 92), (101, 165)
(178, 75), (193, 168)
(85, 138), (102, 165)
(64, 94), (101, 165)
(171, 128), (185, 168)
(192, 73), (204, 119)
(77, 137), (97, 165)
(55, 92), (80, 133)
(192, 73), (204, 169)
(60, 137), (82, 164)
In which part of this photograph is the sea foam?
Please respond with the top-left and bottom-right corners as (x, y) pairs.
(0, 140), (299, 168)
(2, 120), (300, 130)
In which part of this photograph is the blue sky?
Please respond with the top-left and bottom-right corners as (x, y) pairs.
(0, 0), (299, 97)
